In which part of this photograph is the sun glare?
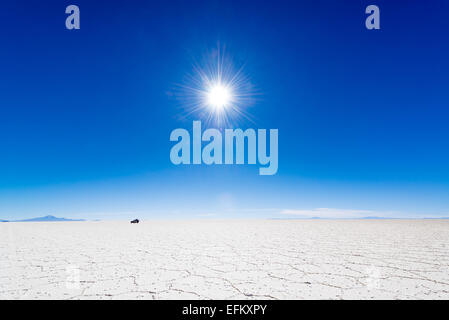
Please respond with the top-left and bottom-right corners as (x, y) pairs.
(177, 46), (258, 126)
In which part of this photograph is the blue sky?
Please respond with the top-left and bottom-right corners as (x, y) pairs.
(1, 0), (448, 220)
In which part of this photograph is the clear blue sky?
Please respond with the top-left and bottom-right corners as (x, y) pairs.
(1, 0), (448, 220)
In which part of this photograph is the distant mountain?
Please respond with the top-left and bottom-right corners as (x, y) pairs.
(14, 215), (85, 222)
(0, 219), (8, 222)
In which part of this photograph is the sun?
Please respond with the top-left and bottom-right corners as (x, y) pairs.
(176, 46), (259, 126)
(206, 84), (232, 110)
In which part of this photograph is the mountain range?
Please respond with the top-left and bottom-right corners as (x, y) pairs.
(1, 215), (85, 222)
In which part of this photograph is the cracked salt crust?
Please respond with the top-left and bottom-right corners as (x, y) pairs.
(1, 220), (449, 299)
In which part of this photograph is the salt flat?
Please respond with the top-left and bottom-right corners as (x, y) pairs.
(1, 220), (449, 300)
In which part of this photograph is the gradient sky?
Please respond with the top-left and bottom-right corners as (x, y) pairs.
(1, 0), (448, 220)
